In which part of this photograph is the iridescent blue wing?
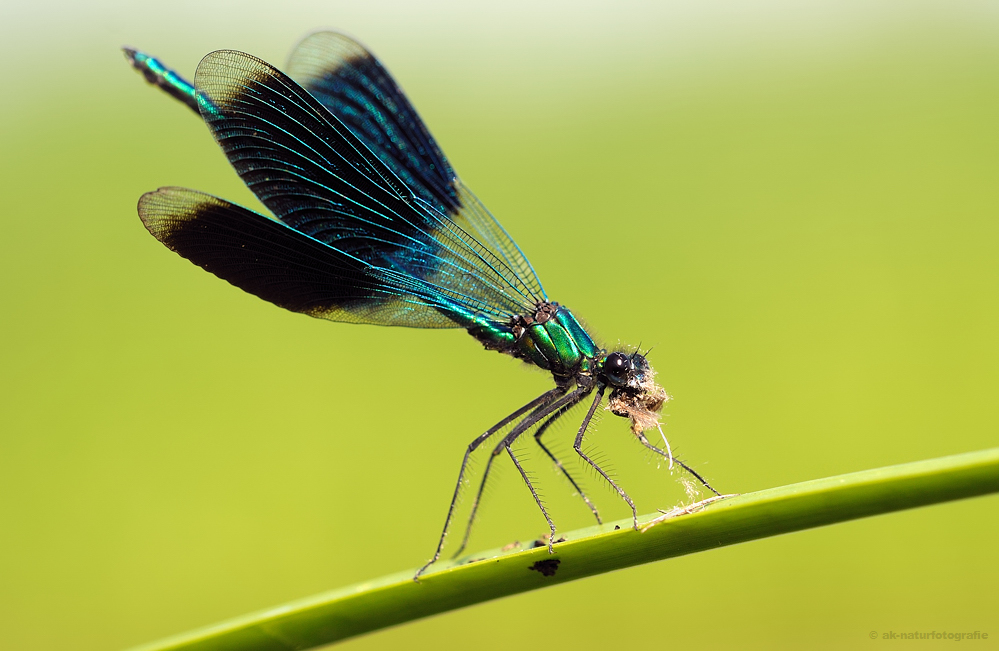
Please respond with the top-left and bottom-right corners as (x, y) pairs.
(188, 49), (540, 328)
(285, 31), (547, 301)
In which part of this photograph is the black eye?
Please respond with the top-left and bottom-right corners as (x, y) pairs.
(603, 352), (630, 377)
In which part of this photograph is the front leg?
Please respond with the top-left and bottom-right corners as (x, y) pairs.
(572, 386), (640, 530)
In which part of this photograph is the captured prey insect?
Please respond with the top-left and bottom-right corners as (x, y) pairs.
(125, 31), (720, 579)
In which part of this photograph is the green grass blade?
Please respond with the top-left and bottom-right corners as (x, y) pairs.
(128, 447), (999, 651)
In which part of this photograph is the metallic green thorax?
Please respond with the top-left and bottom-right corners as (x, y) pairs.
(468, 302), (598, 376)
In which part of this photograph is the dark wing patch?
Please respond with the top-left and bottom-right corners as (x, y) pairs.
(138, 187), (456, 328)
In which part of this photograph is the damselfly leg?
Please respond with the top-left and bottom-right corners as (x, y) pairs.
(634, 432), (721, 496)
(533, 406), (602, 525)
(573, 387), (640, 530)
(450, 385), (603, 559)
(415, 386), (567, 580)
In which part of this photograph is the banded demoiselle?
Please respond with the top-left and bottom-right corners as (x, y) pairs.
(124, 31), (720, 579)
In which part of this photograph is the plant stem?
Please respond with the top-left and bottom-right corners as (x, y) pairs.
(128, 447), (999, 651)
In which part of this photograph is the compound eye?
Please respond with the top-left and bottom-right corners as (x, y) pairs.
(603, 352), (630, 377)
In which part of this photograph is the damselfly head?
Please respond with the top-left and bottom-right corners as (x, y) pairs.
(602, 352), (669, 435)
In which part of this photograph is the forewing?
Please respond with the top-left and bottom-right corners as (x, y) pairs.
(286, 31), (547, 300)
(192, 49), (537, 324)
(138, 187), (457, 327)
(286, 31), (456, 215)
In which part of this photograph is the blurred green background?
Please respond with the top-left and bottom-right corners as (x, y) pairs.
(1, 1), (997, 649)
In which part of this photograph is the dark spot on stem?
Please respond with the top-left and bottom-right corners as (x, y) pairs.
(529, 559), (561, 577)
(614, 525), (621, 530)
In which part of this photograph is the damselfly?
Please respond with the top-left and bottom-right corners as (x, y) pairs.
(124, 31), (720, 579)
